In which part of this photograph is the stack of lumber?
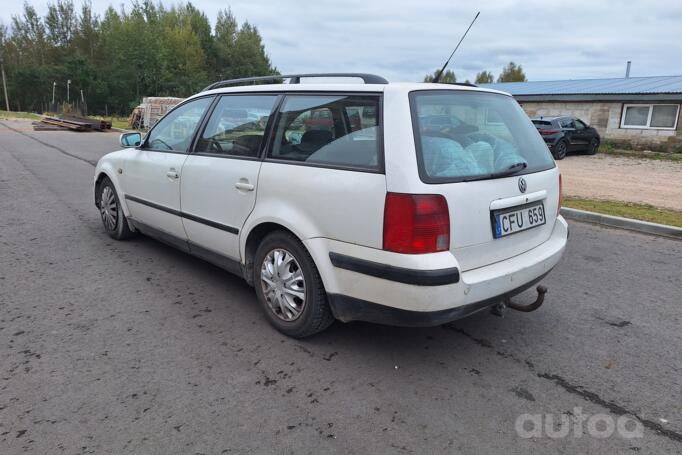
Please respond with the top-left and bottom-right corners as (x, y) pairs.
(35, 116), (113, 132)
(40, 116), (92, 131)
(62, 116), (112, 130)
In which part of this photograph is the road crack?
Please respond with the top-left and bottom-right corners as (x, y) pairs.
(444, 324), (682, 445)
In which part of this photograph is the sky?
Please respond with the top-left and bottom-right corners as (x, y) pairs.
(1, 0), (681, 83)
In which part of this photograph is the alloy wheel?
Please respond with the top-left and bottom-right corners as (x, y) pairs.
(556, 142), (567, 159)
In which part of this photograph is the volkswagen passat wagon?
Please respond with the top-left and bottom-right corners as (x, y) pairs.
(94, 73), (567, 338)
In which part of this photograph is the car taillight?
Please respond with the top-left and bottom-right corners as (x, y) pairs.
(540, 130), (559, 136)
(557, 174), (563, 215)
(383, 193), (450, 254)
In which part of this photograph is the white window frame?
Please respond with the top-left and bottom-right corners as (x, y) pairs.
(620, 104), (680, 130)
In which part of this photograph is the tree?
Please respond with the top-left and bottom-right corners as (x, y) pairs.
(497, 62), (527, 83)
(73, 1), (100, 59)
(0, 1), (278, 115)
(45, 0), (77, 48)
(475, 70), (494, 84)
(423, 69), (456, 83)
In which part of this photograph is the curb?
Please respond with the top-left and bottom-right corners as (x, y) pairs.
(560, 207), (682, 240)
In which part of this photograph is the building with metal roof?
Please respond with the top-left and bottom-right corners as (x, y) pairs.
(480, 75), (682, 152)
(480, 75), (682, 101)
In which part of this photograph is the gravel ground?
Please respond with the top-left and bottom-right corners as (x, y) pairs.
(557, 154), (682, 211)
(1, 120), (681, 454)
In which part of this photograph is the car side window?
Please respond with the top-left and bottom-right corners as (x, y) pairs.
(559, 119), (574, 129)
(269, 94), (381, 170)
(195, 95), (278, 157)
(144, 97), (212, 152)
(574, 119), (586, 130)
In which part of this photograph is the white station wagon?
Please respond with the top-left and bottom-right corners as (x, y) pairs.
(94, 73), (568, 337)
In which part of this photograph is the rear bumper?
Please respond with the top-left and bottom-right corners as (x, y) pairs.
(306, 216), (568, 325)
(327, 271), (549, 326)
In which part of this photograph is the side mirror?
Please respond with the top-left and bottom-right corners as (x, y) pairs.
(120, 132), (142, 148)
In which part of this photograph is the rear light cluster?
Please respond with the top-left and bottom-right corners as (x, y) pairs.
(383, 193), (450, 254)
(539, 130), (560, 136)
(558, 174), (563, 215)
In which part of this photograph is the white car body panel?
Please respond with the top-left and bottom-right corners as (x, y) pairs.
(120, 149), (188, 239)
(181, 154), (261, 260)
(242, 162), (387, 258)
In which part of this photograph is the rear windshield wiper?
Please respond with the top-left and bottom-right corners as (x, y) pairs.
(463, 162), (528, 181)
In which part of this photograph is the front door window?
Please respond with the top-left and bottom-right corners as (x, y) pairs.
(144, 97), (213, 152)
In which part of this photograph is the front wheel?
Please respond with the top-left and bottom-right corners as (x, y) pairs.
(254, 231), (334, 338)
(586, 138), (600, 155)
(97, 177), (135, 240)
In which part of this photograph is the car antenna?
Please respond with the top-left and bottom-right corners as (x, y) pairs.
(432, 11), (480, 83)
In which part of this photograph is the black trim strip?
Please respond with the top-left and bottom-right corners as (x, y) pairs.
(126, 194), (181, 216)
(187, 241), (243, 276)
(124, 194), (239, 235)
(328, 252), (459, 286)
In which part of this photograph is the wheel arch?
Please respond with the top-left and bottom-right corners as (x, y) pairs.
(242, 222), (303, 286)
(94, 169), (131, 217)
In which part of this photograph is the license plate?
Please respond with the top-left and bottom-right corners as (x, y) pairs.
(492, 202), (546, 238)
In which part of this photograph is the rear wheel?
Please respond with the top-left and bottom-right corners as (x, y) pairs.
(553, 140), (568, 160)
(254, 231), (334, 338)
(97, 177), (135, 240)
(586, 137), (600, 155)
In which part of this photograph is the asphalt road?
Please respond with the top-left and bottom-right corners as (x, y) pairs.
(1, 119), (681, 454)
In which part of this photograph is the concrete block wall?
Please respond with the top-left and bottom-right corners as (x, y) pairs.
(519, 101), (682, 152)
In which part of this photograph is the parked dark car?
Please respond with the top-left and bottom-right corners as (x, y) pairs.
(531, 116), (600, 160)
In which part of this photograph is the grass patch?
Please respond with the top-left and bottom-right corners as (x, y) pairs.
(563, 197), (682, 228)
(90, 115), (132, 130)
(0, 110), (42, 121)
(598, 141), (682, 162)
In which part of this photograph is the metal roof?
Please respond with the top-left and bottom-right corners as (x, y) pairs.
(479, 75), (682, 96)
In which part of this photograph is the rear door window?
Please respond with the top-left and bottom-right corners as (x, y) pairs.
(268, 94), (381, 171)
(410, 90), (555, 183)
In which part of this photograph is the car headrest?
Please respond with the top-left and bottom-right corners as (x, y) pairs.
(301, 129), (333, 145)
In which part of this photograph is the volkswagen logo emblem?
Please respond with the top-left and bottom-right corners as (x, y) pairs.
(518, 177), (527, 193)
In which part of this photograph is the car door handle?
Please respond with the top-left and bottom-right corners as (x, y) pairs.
(234, 181), (255, 191)
(166, 170), (179, 179)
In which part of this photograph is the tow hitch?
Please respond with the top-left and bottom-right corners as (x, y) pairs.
(491, 285), (548, 317)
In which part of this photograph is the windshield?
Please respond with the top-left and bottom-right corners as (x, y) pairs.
(410, 91), (555, 183)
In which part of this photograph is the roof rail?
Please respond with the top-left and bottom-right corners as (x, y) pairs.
(202, 73), (389, 91)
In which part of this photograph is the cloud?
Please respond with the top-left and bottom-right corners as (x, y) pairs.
(2, 0), (681, 82)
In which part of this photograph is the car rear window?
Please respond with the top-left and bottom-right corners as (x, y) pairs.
(531, 120), (554, 130)
(411, 91), (555, 183)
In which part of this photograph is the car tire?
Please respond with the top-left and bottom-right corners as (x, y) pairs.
(254, 231), (334, 338)
(553, 140), (568, 160)
(97, 177), (135, 240)
(586, 138), (600, 155)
